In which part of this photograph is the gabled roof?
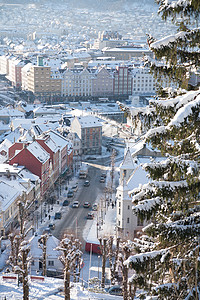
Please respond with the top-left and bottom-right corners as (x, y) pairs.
(28, 234), (62, 259)
(0, 179), (26, 211)
(48, 130), (70, 150)
(38, 135), (59, 153)
(27, 141), (50, 163)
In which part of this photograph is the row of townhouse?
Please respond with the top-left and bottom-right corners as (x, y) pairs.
(0, 54), (176, 98)
(0, 129), (73, 235)
(0, 163), (41, 236)
(8, 130), (73, 195)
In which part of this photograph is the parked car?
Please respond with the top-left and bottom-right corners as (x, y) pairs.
(87, 212), (94, 220)
(86, 156), (96, 160)
(67, 190), (74, 198)
(54, 212), (62, 219)
(100, 177), (105, 183)
(72, 201), (79, 208)
(107, 285), (123, 296)
(92, 203), (98, 211)
(84, 180), (90, 187)
(72, 185), (78, 192)
(63, 200), (69, 206)
(83, 201), (91, 208)
(101, 172), (106, 178)
(48, 223), (55, 230)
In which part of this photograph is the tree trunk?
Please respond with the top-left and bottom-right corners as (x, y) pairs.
(129, 282), (136, 300)
(22, 249), (29, 300)
(111, 237), (120, 285)
(64, 267), (70, 300)
(101, 239), (107, 288)
(122, 266), (128, 300)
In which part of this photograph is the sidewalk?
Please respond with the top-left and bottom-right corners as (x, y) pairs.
(29, 173), (81, 236)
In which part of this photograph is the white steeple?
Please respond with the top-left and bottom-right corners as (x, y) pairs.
(119, 147), (135, 184)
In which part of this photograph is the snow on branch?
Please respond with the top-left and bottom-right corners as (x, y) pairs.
(150, 89), (199, 109)
(151, 27), (200, 50)
(150, 31), (185, 49)
(124, 249), (170, 268)
(144, 89), (200, 140)
(133, 197), (163, 215)
(166, 93), (200, 128)
(130, 180), (188, 201)
(157, 0), (199, 18)
(143, 156), (199, 176)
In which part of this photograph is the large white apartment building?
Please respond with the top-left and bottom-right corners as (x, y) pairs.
(62, 68), (93, 97)
(132, 67), (156, 95)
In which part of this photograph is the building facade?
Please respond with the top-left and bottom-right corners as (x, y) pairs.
(71, 116), (102, 155)
(113, 66), (132, 96)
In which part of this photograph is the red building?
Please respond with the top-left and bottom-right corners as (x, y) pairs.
(36, 134), (60, 185)
(9, 141), (50, 195)
(47, 130), (73, 175)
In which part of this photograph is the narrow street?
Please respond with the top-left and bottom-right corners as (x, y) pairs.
(53, 165), (105, 245)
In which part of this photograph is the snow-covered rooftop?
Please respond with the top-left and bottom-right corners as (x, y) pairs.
(27, 141), (50, 163)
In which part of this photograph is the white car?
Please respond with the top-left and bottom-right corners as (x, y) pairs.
(72, 201), (79, 208)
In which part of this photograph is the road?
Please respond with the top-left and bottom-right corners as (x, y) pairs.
(53, 165), (105, 243)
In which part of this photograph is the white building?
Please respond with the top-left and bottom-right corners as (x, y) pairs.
(21, 63), (33, 91)
(132, 67), (156, 96)
(61, 68), (93, 97)
(116, 148), (149, 239)
(29, 233), (63, 276)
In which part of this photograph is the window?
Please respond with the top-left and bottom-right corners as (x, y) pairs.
(127, 217), (129, 224)
(119, 202), (121, 207)
(127, 205), (130, 210)
(119, 209), (121, 215)
(31, 260), (35, 266)
(48, 261), (54, 266)
(118, 220), (120, 226)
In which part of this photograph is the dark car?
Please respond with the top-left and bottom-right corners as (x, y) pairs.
(83, 201), (91, 208)
(48, 223), (55, 230)
(87, 212), (94, 219)
(54, 212), (62, 219)
(63, 200), (69, 206)
(86, 156), (96, 160)
(84, 180), (90, 187)
(107, 285), (123, 296)
(67, 190), (74, 198)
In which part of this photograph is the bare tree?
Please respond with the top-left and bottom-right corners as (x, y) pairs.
(118, 240), (135, 300)
(38, 234), (48, 277)
(8, 192), (33, 298)
(108, 236), (120, 285)
(9, 233), (21, 271)
(14, 241), (31, 300)
(56, 235), (82, 300)
(99, 237), (108, 288)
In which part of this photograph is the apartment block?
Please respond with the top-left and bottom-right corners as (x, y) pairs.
(62, 68), (93, 97)
(71, 116), (102, 155)
(113, 66), (132, 96)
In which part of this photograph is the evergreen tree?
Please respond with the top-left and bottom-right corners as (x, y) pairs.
(122, 1), (200, 299)
(148, 0), (200, 92)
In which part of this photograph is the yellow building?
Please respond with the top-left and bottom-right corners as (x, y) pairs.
(27, 60), (61, 97)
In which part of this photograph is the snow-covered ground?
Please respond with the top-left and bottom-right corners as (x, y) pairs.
(0, 276), (123, 299)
